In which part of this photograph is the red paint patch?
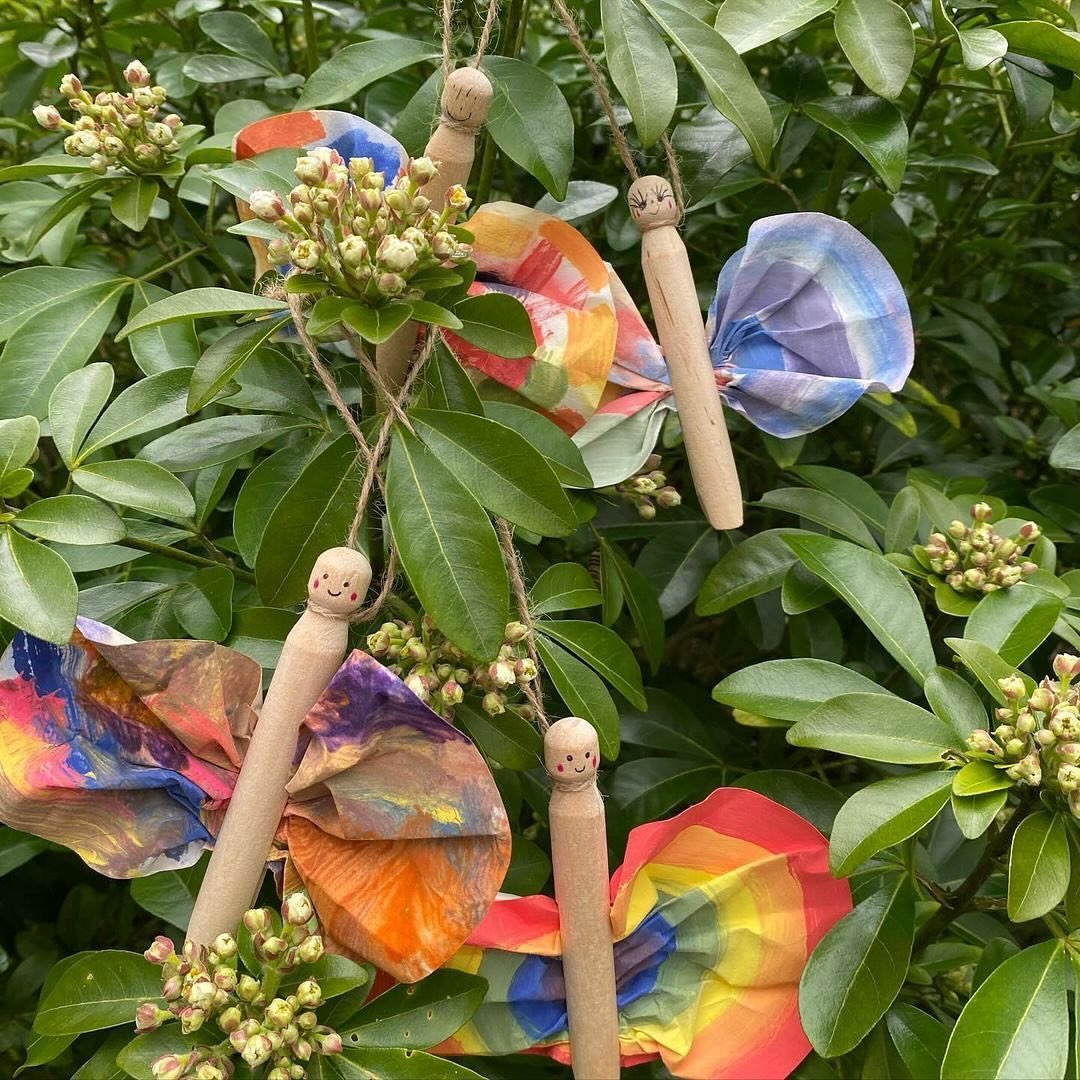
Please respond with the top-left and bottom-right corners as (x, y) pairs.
(234, 112), (326, 158)
(313, 580), (319, 588)
(557, 764), (564, 772)
(350, 593), (357, 601)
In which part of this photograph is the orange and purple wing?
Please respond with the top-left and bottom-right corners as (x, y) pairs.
(439, 788), (851, 1079)
(282, 650), (511, 983)
(0, 618), (259, 877)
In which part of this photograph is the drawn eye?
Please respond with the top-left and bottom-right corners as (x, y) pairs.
(343, 581), (349, 588)
(629, 192), (647, 211)
(322, 573), (329, 579)
(566, 754), (573, 762)
(584, 751), (590, 758)
(652, 183), (669, 201)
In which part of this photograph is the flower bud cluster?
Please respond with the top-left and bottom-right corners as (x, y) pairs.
(252, 149), (472, 304)
(604, 455), (681, 520)
(141, 893), (343, 1080)
(966, 655), (1080, 812)
(367, 614), (538, 720)
(914, 503), (1040, 596)
(34, 62), (182, 176)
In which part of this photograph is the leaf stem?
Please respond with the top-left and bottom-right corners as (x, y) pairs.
(123, 536), (257, 583)
(161, 184), (246, 291)
(88, 0), (122, 88)
(133, 248), (204, 283)
(301, 0), (319, 76)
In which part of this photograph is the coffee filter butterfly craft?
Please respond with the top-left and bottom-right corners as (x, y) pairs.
(434, 787), (851, 1079)
(0, 617), (511, 983)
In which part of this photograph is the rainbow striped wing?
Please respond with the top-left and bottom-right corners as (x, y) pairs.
(282, 650), (511, 983)
(439, 788), (851, 1079)
(0, 618), (258, 877)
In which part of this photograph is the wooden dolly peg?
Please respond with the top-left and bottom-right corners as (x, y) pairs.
(375, 66), (494, 388)
(628, 176), (743, 530)
(187, 547), (371, 945)
(545, 717), (620, 1080)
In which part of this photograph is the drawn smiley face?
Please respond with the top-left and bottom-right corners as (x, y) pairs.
(544, 716), (600, 784)
(307, 547), (372, 616)
(441, 66), (494, 129)
(627, 175), (678, 229)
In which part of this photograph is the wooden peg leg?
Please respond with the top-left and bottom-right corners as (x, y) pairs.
(629, 176), (743, 530)
(187, 548), (371, 945)
(545, 718), (620, 1079)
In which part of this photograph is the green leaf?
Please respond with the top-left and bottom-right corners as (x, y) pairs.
(1007, 811), (1070, 922)
(635, 524), (719, 619)
(886, 1004), (948, 1080)
(959, 27), (1008, 71)
(637, 0), (774, 168)
(756, 487), (879, 549)
(611, 756), (726, 822)
(127, 281), (202, 376)
(530, 563), (601, 615)
(410, 410), (575, 536)
(343, 970), (486, 1048)
(416, 342), (483, 415)
(255, 435), (361, 607)
(696, 529), (808, 615)
(482, 402), (590, 487)
(183, 54), (275, 82)
(964, 582), (1064, 666)
(278, 953), (371, 1000)
(952, 789), (1008, 840)
(712, 652), (889, 721)
(947, 637), (1035, 703)
(535, 634), (619, 758)
(601, 0), (677, 146)
(537, 619), (646, 709)
(952, 760), (1014, 797)
(48, 365), (112, 469)
(73, 460), (195, 521)
(386, 427), (508, 660)
(79, 369), (193, 462)
(14, 496), (124, 546)
(174, 565), (234, 642)
(802, 96), (908, 192)
(115, 1028), (206, 1080)
(129, 857), (207, 931)
(1050, 423), (1080, 470)
(110, 176), (159, 232)
(0, 278), (128, 419)
(941, 940), (1067, 1079)
(0, 267), (117, 344)
(0, 826), (47, 877)
(452, 293), (537, 359)
(297, 38), (439, 108)
(187, 316), (287, 412)
(0, 415), (40, 478)
(925, 666), (987, 744)
(33, 950), (161, 1035)
(482, 56), (575, 199)
(139, 414), (305, 471)
(116, 289), (287, 341)
(0, 527), (77, 644)
(791, 465), (889, 530)
(714, 0), (837, 53)
(26, 178), (110, 252)
(829, 770), (953, 875)
(800, 875), (915, 1057)
(784, 534), (935, 685)
(199, 10), (279, 69)
(455, 700), (542, 770)
(732, 771), (844, 836)
(501, 834), (552, 894)
(602, 543), (665, 672)
(834, 0), (914, 100)
(342, 302), (414, 345)
(788, 693), (962, 763)
(331, 1048), (484, 1079)
(996, 21), (1080, 75)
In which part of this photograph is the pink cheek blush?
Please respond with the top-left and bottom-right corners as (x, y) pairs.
(312, 580), (318, 589)
(557, 764), (564, 772)
(350, 593), (357, 601)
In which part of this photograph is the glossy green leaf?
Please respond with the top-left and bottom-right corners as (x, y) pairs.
(174, 565), (234, 641)
(785, 534), (934, 684)
(834, 0), (914, 100)
(1050, 423), (1080, 471)
(530, 563), (602, 616)
(830, 770), (953, 875)
(535, 634), (619, 758)
(713, 659), (890, 722)
(110, 176), (159, 232)
(129, 858), (207, 931)
(732, 770), (844, 836)
(0, 526), (77, 644)
(537, 619), (646, 709)
(611, 756), (726, 822)
(886, 1004), (948, 1080)
(455, 700), (543, 770)
(483, 56), (575, 199)
(33, 950), (161, 1035)
(25, 178), (110, 252)
(789, 693), (962, 763)
(386, 427), (508, 660)
(952, 789), (1009, 840)
(80, 369), (193, 462)
(800, 875), (914, 1057)
(1007, 810), (1070, 922)
(601, 0), (677, 146)
(410, 410), (574, 536)
(714, 0), (837, 53)
(802, 96), (908, 192)
(73, 460), (196, 520)
(48, 365), (112, 469)
(960, 27), (1008, 71)
(342, 302), (414, 345)
(116, 288), (287, 341)
(126, 281), (201, 376)
(139, 414), (305, 471)
(297, 39), (439, 108)
(791, 465), (889, 530)
(501, 834), (552, 895)
(0, 415), (40, 478)
(331, 1048), (484, 1078)
(696, 529), (808, 615)
(0, 826), (48, 877)
(0, 267), (117, 344)
(756, 486), (879, 549)
(452, 293), (537, 359)
(602, 543), (664, 672)
(183, 54), (275, 82)
(952, 760), (1014, 797)
(638, 0), (774, 168)
(199, 10), (279, 69)
(925, 666), (987, 744)
(947, 637), (1035, 703)
(941, 939), (1067, 1079)
(114, 1028), (204, 1080)
(996, 21), (1080, 75)
(636, 524), (718, 619)
(255, 435), (361, 607)
(482, 402), (590, 487)
(187, 316), (286, 412)
(14, 496), (124, 546)
(964, 582), (1064, 666)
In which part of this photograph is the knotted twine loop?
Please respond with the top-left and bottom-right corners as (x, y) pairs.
(495, 517), (549, 732)
(439, 0), (499, 86)
(287, 283), (436, 624)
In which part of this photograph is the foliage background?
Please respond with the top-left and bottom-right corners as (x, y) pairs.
(2, 0), (1080, 1076)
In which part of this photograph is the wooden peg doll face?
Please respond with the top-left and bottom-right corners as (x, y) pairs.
(544, 716), (600, 784)
(441, 67), (494, 130)
(308, 547), (371, 616)
(628, 176), (678, 229)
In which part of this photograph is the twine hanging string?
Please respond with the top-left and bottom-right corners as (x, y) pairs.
(473, 0), (500, 65)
